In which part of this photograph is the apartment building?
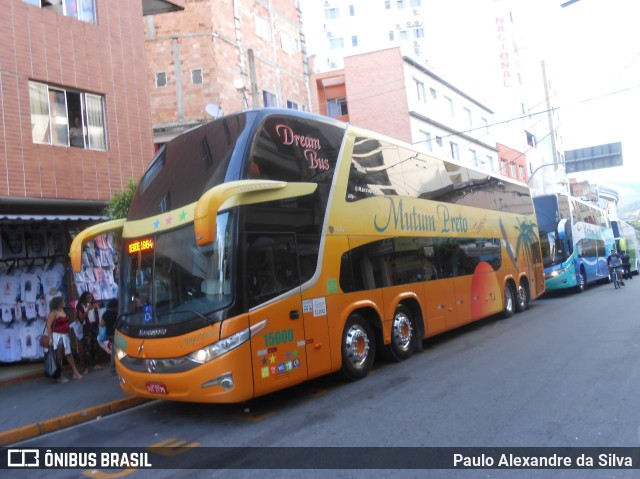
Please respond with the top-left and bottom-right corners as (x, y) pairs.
(144, 0), (310, 146)
(311, 47), (499, 172)
(0, 0), (182, 320)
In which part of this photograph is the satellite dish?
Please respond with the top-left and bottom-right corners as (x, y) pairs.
(205, 103), (223, 118)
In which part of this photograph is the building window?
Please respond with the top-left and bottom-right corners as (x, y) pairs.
(191, 68), (203, 85)
(518, 165), (525, 180)
(415, 79), (426, 103)
(430, 87), (437, 99)
(349, 5), (355, 15)
(352, 35), (358, 47)
(29, 81), (106, 150)
(464, 107), (472, 126)
(385, 0), (391, 8)
(281, 30), (299, 54)
(470, 149), (478, 167)
(444, 96), (454, 116)
(156, 72), (167, 88)
(286, 100), (299, 110)
(486, 155), (494, 171)
(510, 163), (517, 177)
(327, 97), (348, 117)
(329, 37), (344, 49)
(255, 15), (272, 41)
(435, 136), (443, 147)
(410, 0), (421, 6)
(262, 90), (278, 107)
(397, 0), (405, 8)
(389, 31), (395, 41)
(23, 0), (96, 24)
(501, 159), (508, 175)
(482, 117), (489, 134)
(325, 8), (339, 19)
(400, 30), (408, 40)
(526, 131), (536, 147)
(419, 130), (432, 152)
(414, 28), (424, 38)
(450, 141), (459, 160)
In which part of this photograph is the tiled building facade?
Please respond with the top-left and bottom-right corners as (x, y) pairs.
(144, 0), (310, 145)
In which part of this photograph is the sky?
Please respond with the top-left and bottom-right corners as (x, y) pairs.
(301, 0), (639, 202)
(425, 0), (640, 200)
(514, 0), (640, 192)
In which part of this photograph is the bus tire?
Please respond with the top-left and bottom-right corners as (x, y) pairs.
(515, 281), (529, 313)
(575, 267), (586, 293)
(341, 314), (376, 381)
(385, 304), (416, 362)
(502, 284), (516, 319)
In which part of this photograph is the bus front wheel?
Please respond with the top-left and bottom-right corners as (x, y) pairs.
(385, 305), (416, 362)
(502, 284), (516, 318)
(341, 314), (376, 381)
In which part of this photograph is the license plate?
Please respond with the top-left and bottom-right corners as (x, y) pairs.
(145, 382), (168, 395)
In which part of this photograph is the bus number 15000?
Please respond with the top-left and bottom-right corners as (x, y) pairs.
(264, 329), (294, 347)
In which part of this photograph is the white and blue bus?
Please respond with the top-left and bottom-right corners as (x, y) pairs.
(534, 193), (613, 292)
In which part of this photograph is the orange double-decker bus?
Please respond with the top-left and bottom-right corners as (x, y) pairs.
(70, 109), (544, 403)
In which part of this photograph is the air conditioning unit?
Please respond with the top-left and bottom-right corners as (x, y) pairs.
(413, 9), (419, 15)
(326, 31), (333, 38)
(330, 62), (337, 68)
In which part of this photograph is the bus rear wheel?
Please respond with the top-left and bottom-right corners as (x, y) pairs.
(515, 282), (529, 313)
(385, 305), (416, 362)
(341, 314), (376, 381)
(502, 284), (516, 318)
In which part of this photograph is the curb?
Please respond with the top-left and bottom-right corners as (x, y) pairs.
(0, 396), (149, 447)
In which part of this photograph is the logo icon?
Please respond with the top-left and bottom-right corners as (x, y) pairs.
(7, 449), (39, 468)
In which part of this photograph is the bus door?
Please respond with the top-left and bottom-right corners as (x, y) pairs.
(245, 233), (308, 397)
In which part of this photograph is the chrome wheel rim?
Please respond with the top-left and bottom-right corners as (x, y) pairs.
(392, 312), (413, 352)
(344, 325), (370, 368)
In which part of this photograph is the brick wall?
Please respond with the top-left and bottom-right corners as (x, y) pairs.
(0, 0), (155, 202)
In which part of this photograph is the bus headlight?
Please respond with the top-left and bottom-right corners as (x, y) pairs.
(115, 345), (127, 360)
(187, 319), (267, 364)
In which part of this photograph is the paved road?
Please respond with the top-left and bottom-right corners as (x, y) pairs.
(9, 279), (640, 479)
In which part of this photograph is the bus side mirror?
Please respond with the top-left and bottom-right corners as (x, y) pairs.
(194, 180), (287, 246)
(69, 218), (126, 273)
(193, 180), (317, 246)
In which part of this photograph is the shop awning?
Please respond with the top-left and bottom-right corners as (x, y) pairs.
(0, 214), (105, 222)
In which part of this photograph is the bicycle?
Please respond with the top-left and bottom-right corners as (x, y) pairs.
(609, 265), (624, 289)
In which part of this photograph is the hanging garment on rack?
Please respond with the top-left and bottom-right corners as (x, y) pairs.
(0, 274), (20, 306)
(1, 304), (13, 324)
(20, 272), (40, 303)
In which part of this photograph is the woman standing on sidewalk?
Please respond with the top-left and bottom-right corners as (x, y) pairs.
(76, 292), (102, 373)
(46, 297), (83, 383)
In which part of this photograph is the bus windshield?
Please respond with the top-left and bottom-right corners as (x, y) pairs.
(539, 230), (566, 268)
(120, 212), (234, 329)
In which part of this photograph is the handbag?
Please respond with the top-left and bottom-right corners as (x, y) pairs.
(44, 349), (61, 378)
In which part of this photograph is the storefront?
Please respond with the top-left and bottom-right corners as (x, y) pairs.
(0, 205), (118, 366)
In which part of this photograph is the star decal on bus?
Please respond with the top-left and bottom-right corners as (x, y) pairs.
(153, 219), (160, 230)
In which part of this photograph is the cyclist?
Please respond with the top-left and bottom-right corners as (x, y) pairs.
(607, 249), (625, 287)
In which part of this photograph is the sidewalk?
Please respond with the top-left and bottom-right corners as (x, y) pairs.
(0, 363), (149, 446)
